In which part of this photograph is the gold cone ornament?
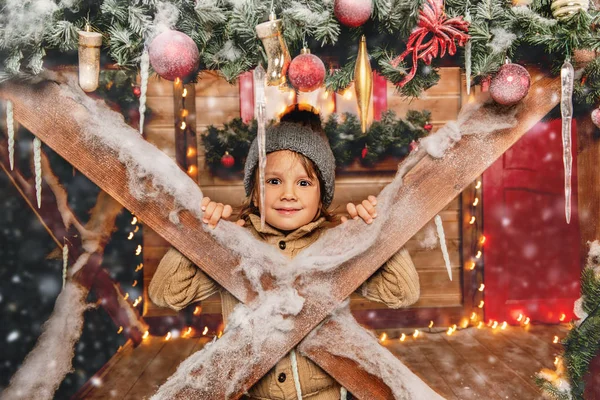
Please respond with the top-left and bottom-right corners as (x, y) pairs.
(255, 12), (291, 86)
(77, 24), (103, 92)
(354, 35), (372, 133)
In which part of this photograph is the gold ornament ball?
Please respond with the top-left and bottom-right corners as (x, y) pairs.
(551, 0), (589, 20)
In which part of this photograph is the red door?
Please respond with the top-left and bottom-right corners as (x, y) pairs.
(483, 118), (580, 324)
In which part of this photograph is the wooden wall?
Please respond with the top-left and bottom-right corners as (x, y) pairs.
(143, 68), (463, 319)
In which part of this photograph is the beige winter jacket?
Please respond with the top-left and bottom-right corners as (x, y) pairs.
(149, 214), (420, 400)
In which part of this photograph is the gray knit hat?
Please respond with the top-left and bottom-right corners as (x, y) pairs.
(243, 122), (336, 207)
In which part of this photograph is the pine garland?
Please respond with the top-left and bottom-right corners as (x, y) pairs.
(201, 110), (431, 176)
(537, 241), (600, 400)
(0, 0), (598, 105)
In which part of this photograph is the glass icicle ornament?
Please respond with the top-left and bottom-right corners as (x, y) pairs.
(464, 5), (472, 95)
(7, 100), (14, 170)
(33, 137), (42, 208)
(560, 58), (574, 224)
(139, 47), (149, 135)
(254, 65), (267, 230)
(62, 242), (69, 289)
(255, 12), (291, 86)
(434, 215), (452, 281)
(77, 24), (103, 92)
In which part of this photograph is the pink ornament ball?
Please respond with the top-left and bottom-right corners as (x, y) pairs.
(489, 63), (531, 106)
(334, 0), (373, 28)
(288, 53), (326, 92)
(149, 30), (199, 81)
(592, 108), (600, 129)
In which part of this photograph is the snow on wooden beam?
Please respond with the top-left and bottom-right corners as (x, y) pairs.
(0, 72), (561, 399)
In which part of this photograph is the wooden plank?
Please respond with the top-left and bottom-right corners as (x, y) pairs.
(467, 327), (545, 393)
(499, 326), (561, 368)
(441, 328), (542, 399)
(124, 337), (199, 400)
(385, 340), (459, 399)
(0, 71), (560, 399)
(73, 337), (166, 400)
(408, 331), (503, 399)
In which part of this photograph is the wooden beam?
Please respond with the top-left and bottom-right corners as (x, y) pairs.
(0, 72), (561, 399)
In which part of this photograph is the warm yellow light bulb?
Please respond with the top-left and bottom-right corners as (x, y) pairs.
(117, 326), (123, 334)
(379, 332), (388, 342)
(142, 330), (149, 340)
(472, 198), (479, 206)
(400, 333), (406, 342)
(478, 300), (484, 308)
(475, 181), (482, 189)
(469, 216), (476, 224)
(182, 88), (188, 97)
(202, 326), (208, 335)
(165, 332), (171, 341)
(413, 330), (420, 338)
(553, 336), (559, 344)
(478, 284), (485, 291)
(501, 321), (507, 330)
(429, 321), (434, 328)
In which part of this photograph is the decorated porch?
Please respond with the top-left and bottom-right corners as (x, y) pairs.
(1, 1), (600, 400)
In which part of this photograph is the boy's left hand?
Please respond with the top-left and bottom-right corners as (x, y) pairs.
(341, 195), (377, 224)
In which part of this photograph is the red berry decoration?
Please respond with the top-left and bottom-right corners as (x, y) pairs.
(132, 86), (141, 97)
(424, 123), (433, 131)
(221, 152), (235, 168)
(149, 30), (200, 81)
(409, 140), (419, 152)
(334, 0), (373, 28)
(361, 145), (368, 159)
(288, 49), (326, 92)
(592, 107), (600, 130)
(489, 63), (531, 105)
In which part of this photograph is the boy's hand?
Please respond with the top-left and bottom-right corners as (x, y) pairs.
(201, 197), (245, 228)
(341, 195), (377, 224)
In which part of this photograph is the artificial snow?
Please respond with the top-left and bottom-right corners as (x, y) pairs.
(0, 281), (89, 400)
(419, 221), (439, 249)
(487, 27), (517, 55)
(299, 306), (445, 400)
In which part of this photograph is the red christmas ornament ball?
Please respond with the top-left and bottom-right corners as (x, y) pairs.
(288, 52), (326, 92)
(489, 63), (531, 105)
(132, 86), (141, 97)
(221, 152), (235, 168)
(149, 30), (200, 81)
(334, 0), (373, 28)
(592, 108), (600, 129)
(424, 123), (433, 131)
(361, 145), (368, 159)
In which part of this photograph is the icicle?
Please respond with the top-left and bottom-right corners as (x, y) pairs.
(139, 48), (150, 135)
(434, 215), (452, 281)
(62, 242), (68, 289)
(254, 65), (267, 230)
(7, 100), (15, 170)
(33, 137), (42, 208)
(464, 4), (472, 95)
(560, 58), (574, 224)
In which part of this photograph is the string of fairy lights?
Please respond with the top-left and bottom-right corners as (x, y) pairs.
(374, 178), (567, 371)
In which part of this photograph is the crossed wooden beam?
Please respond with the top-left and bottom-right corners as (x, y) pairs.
(0, 71), (560, 399)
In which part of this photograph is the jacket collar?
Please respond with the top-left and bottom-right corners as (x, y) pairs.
(247, 214), (327, 241)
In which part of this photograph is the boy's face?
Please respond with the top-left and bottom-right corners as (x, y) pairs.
(255, 150), (321, 232)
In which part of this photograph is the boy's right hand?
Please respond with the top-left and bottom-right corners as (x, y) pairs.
(201, 197), (245, 229)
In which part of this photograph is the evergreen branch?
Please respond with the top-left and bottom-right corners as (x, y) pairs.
(325, 60), (355, 92)
(44, 20), (80, 52)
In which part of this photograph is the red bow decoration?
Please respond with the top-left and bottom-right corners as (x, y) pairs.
(391, 0), (470, 87)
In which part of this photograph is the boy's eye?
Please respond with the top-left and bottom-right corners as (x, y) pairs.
(266, 178), (280, 184)
(298, 180), (312, 187)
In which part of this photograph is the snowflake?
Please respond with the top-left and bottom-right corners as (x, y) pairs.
(7, 330), (20, 342)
